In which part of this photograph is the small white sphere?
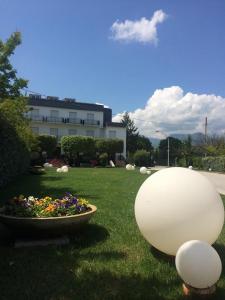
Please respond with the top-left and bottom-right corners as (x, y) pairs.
(188, 166), (193, 169)
(48, 164), (53, 167)
(61, 165), (68, 172)
(126, 164), (133, 170)
(140, 167), (147, 174)
(147, 170), (151, 175)
(43, 163), (50, 167)
(175, 240), (222, 289)
(56, 168), (62, 173)
(209, 168), (212, 172)
(131, 165), (135, 170)
(135, 167), (224, 255)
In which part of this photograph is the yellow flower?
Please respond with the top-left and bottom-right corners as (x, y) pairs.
(78, 198), (89, 206)
(44, 196), (52, 202)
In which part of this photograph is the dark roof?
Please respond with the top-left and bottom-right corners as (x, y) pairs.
(106, 122), (125, 128)
(27, 97), (107, 112)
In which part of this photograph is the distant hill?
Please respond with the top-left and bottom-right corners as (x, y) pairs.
(149, 132), (205, 148)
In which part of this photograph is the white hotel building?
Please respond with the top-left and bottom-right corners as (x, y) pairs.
(27, 95), (126, 158)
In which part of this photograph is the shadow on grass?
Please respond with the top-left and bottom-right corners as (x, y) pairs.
(150, 246), (175, 264)
(69, 223), (110, 248)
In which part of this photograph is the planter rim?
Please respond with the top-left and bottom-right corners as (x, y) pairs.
(0, 204), (97, 221)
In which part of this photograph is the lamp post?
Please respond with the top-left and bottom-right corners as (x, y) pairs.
(155, 130), (170, 167)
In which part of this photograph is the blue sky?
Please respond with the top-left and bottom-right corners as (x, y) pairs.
(1, 0), (225, 136)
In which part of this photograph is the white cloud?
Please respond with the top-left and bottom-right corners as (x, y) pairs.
(110, 10), (167, 45)
(113, 86), (225, 138)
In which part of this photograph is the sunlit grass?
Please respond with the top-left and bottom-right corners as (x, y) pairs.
(0, 168), (224, 300)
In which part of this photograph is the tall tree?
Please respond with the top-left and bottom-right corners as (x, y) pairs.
(121, 112), (139, 154)
(137, 135), (153, 152)
(159, 136), (183, 165)
(0, 32), (28, 100)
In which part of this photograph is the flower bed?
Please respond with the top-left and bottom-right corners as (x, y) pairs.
(1, 193), (90, 218)
(0, 193), (97, 236)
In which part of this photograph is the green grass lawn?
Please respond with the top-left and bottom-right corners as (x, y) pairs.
(0, 168), (224, 300)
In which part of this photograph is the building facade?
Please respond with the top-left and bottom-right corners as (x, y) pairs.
(27, 95), (126, 158)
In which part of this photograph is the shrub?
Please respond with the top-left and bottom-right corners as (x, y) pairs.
(202, 156), (225, 172)
(133, 150), (150, 166)
(0, 98), (33, 187)
(96, 138), (123, 158)
(99, 153), (108, 167)
(61, 136), (95, 166)
(178, 157), (187, 167)
(37, 135), (57, 158)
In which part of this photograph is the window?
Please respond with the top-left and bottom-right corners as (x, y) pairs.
(50, 128), (58, 136)
(69, 112), (77, 119)
(87, 113), (94, 120)
(31, 109), (39, 117)
(86, 130), (95, 137)
(50, 110), (59, 117)
(31, 127), (39, 134)
(68, 129), (77, 135)
(109, 130), (116, 138)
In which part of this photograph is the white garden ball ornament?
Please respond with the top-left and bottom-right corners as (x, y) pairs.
(61, 165), (69, 172)
(188, 166), (193, 169)
(140, 167), (147, 174)
(43, 163), (50, 167)
(56, 168), (62, 173)
(147, 170), (151, 175)
(135, 167), (224, 255)
(131, 165), (135, 170)
(175, 240), (222, 289)
(126, 164), (133, 170)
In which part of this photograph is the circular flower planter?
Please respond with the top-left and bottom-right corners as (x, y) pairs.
(0, 205), (97, 237)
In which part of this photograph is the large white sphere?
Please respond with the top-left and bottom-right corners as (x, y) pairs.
(175, 240), (222, 288)
(140, 167), (147, 174)
(135, 167), (224, 255)
(126, 164), (133, 170)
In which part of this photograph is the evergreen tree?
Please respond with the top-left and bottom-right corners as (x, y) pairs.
(121, 112), (139, 154)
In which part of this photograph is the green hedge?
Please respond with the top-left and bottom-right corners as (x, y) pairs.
(37, 135), (57, 158)
(0, 99), (33, 187)
(202, 156), (225, 172)
(133, 150), (151, 166)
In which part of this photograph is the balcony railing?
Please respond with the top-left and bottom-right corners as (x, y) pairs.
(84, 119), (100, 126)
(67, 118), (83, 125)
(28, 115), (101, 126)
(46, 116), (63, 123)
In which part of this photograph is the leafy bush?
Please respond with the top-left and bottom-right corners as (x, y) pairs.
(178, 157), (187, 167)
(0, 98), (33, 187)
(99, 153), (108, 166)
(37, 135), (57, 158)
(61, 136), (95, 166)
(96, 138), (123, 158)
(133, 150), (150, 166)
(202, 156), (225, 172)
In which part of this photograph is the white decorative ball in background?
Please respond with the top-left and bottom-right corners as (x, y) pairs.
(56, 168), (62, 173)
(175, 240), (222, 289)
(61, 165), (69, 172)
(188, 166), (193, 169)
(126, 164), (133, 170)
(135, 167), (224, 255)
(131, 165), (135, 170)
(147, 170), (151, 175)
(209, 168), (212, 172)
(140, 167), (147, 174)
